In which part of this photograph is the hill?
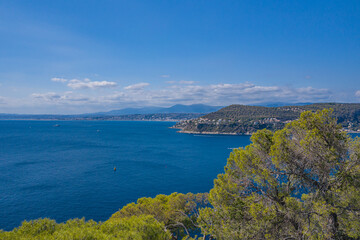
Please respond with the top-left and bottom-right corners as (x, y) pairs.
(94, 104), (223, 115)
(172, 103), (360, 134)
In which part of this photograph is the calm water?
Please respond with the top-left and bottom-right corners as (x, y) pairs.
(0, 121), (252, 230)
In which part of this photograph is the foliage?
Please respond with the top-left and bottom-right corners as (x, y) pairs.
(110, 192), (208, 239)
(0, 215), (171, 240)
(0, 193), (207, 239)
(198, 109), (360, 239)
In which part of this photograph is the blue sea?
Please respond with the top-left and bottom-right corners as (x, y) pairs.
(0, 121), (252, 230)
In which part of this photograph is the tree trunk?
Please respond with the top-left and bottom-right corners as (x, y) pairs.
(329, 212), (339, 239)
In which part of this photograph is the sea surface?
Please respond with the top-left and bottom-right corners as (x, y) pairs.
(0, 120), (252, 230)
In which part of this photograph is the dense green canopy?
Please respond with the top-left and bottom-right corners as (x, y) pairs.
(0, 215), (170, 240)
(110, 192), (208, 238)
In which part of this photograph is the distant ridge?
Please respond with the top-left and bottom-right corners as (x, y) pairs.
(252, 102), (313, 107)
(173, 103), (360, 135)
(95, 104), (223, 115)
(0, 104), (222, 121)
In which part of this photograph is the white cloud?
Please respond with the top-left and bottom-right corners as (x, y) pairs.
(51, 77), (117, 89)
(105, 83), (332, 107)
(22, 82), (334, 113)
(31, 92), (89, 103)
(161, 75), (170, 78)
(165, 80), (196, 85)
(51, 77), (67, 83)
(67, 79), (117, 89)
(356, 90), (360, 97)
(32, 92), (61, 101)
(124, 82), (150, 90)
(0, 96), (6, 104)
(179, 80), (196, 85)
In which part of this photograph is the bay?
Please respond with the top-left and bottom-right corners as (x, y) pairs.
(0, 120), (252, 230)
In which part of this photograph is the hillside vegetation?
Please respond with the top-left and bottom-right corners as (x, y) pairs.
(173, 103), (360, 134)
(0, 193), (208, 240)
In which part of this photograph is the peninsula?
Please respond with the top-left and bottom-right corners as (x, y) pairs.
(172, 103), (360, 135)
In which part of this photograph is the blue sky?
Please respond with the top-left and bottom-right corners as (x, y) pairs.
(0, 0), (359, 113)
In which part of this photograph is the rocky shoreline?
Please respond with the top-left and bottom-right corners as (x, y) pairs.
(178, 130), (250, 135)
(170, 126), (252, 135)
(171, 126), (359, 136)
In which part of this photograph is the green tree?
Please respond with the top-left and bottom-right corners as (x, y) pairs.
(110, 192), (208, 239)
(0, 193), (207, 240)
(0, 216), (171, 240)
(198, 109), (360, 239)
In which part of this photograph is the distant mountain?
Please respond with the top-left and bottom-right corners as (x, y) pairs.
(164, 104), (223, 113)
(96, 104), (223, 115)
(99, 107), (164, 115)
(0, 104), (221, 121)
(173, 103), (360, 135)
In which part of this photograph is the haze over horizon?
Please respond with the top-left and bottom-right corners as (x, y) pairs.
(0, 1), (359, 114)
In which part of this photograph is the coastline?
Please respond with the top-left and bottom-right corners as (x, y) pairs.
(172, 127), (360, 136)
(0, 119), (179, 122)
(176, 130), (252, 136)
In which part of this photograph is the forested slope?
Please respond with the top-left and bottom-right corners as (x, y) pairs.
(173, 103), (360, 134)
